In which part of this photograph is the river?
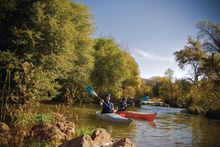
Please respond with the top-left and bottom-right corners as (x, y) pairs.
(36, 103), (220, 147)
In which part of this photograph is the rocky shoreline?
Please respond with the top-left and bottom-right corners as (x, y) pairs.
(1, 118), (135, 147)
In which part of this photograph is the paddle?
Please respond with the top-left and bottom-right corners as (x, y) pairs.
(85, 85), (112, 110)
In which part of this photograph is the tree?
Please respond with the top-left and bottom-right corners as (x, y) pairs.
(0, 0), (94, 101)
(91, 38), (129, 97)
(57, 2), (94, 102)
(200, 53), (220, 80)
(197, 21), (220, 53)
(173, 79), (192, 108)
(149, 76), (162, 97)
(174, 37), (205, 83)
(164, 68), (174, 80)
(174, 21), (220, 114)
(135, 79), (152, 98)
(121, 51), (141, 97)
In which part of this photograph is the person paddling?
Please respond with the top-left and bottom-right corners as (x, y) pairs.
(101, 93), (114, 114)
(118, 97), (128, 111)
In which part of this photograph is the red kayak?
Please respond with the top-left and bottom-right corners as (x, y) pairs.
(116, 111), (157, 121)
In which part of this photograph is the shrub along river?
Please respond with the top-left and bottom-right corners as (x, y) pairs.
(34, 103), (220, 147)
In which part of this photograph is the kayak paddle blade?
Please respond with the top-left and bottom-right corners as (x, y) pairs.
(86, 85), (97, 97)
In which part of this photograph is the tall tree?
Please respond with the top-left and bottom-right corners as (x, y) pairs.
(91, 38), (129, 97)
(174, 37), (205, 83)
(197, 21), (220, 53)
(121, 51), (141, 97)
(174, 21), (220, 114)
(0, 0), (94, 101)
(197, 21), (220, 80)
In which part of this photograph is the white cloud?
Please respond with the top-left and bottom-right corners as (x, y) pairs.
(128, 48), (187, 79)
(131, 48), (174, 62)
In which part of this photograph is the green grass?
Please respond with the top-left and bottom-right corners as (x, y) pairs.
(34, 113), (54, 124)
(14, 112), (55, 128)
(74, 125), (95, 138)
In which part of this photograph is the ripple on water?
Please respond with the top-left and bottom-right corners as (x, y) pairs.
(36, 104), (220, 147)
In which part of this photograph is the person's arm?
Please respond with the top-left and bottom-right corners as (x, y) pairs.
(99, 99), (104, 106)
(111, 103), (115, 112)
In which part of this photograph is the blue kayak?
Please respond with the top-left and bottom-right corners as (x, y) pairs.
(96, 111), (133, 124)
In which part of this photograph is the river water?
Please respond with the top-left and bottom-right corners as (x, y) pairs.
(37, 103), (220, 147)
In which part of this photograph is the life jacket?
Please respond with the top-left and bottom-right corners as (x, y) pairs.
(118, 101), (128, 111)
(102, 102), (114, 114)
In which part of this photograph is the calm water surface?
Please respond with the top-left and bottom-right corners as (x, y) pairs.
(37, 103), (220, 147)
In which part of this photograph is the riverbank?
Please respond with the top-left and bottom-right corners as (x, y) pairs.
(0, 111), (136, 147)
(0, 121), (135, 147)
(1, 103), (220, 146)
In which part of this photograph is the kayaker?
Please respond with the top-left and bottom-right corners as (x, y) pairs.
(118, 97), (128, 111)
(101, 93), (114, 114)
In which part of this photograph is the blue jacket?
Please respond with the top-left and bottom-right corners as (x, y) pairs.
(102, 102), (114, 113)
(118, 101), (128, 111)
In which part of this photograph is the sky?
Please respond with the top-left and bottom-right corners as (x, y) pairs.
(75, 0), (220, 79)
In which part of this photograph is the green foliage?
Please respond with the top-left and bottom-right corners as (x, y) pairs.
(152, 83), (161, 98)
(121, 51), (141, 98)
(135, 79), (153, 98)
(34, 113), (54, 124)
(14, 112), (54, 129)
(173, 79), (192, 108)
(0, 0), (140, 105)
(146, 75), (192, 108)
(0, 0), (94, 103)
(74, 125), (95, 138)
(158, 77), (176, 106)
(188, 80), (220, 113)
(174, 37), (205, 83)
(1, 0), (217, 119)
(173, 21), (220, 113)
(28, 141), (60, 147)
(201, 52), (220, 80)
(0, 52), (37, 104)
(58, 2), (95, 102)
(91, 38), (130, 97)
(13, 62), (36, 102)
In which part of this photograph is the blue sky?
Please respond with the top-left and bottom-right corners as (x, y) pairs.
(75, 0), (220, 79)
